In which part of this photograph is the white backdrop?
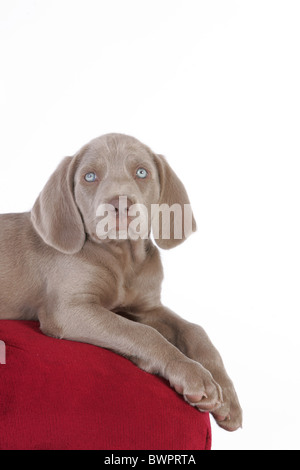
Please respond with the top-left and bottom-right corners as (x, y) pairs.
(1, 0), (300, 450)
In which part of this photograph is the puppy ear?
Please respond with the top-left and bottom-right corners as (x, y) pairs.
(31, 157), (86, 254)
(152, 154), (197, 250)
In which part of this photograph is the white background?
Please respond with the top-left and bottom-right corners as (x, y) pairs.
(1, 0), (300, 450)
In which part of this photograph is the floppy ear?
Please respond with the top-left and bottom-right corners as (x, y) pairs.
(31, 157), (86, 254)
(152, 154), (197, 250)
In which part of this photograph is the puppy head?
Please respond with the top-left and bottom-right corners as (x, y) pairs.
(31, 134), (196, 253)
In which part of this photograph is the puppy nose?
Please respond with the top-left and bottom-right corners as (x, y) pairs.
(108, 196), (133, 215)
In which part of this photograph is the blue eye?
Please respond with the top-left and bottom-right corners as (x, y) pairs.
(85, 172), (97, 183)
(136, 168), (148, 179)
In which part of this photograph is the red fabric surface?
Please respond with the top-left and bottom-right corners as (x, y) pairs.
(0, 320), (211, 450)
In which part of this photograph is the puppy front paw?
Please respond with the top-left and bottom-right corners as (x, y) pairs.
(167, 360), (223, 413)
(212, 382), (243, 432)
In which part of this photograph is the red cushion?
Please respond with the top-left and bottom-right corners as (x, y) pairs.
(0, 320), (211, 450)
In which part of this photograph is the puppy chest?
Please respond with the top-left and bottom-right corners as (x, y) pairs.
(117, 263), (163, 311)
(88, 241), (163, 310)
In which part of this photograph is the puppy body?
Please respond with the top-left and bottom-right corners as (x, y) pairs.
(0, 134), (242, 431)
(0, 213), (160, 319)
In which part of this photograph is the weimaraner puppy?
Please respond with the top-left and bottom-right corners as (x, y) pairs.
(0, 133), (242, 431)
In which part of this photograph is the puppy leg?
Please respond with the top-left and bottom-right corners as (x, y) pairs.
(41, 304), (222, 413)
(137, 307), (243, 431)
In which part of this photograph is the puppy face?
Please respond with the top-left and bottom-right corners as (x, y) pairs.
(74, 134), (160, 242)
(31, 133), (196, 254)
